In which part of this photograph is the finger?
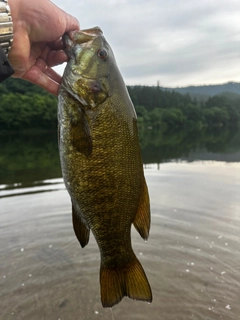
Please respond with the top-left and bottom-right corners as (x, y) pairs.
(40, 45), (68, 67)
(48, 50), (68, 66)
(35, 57), (62, 83)
(8, 28), (31, 77)
(49, 1), (80, 34)
(23, 65), (60, 96)
(45, 50), (68, 67)
(48, 38), (64, 51)
(63, 12), (80, 33)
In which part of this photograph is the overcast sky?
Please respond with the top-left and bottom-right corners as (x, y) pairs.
(53, 0), (240, 88)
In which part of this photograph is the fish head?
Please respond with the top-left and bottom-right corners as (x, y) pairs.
(62, 27), (117, 109)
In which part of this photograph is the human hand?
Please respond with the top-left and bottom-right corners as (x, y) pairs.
(8, 0), (79, 95)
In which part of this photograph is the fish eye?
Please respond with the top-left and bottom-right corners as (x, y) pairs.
(97, 49), (108, 60)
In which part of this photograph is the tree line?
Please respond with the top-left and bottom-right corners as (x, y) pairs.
(0, 78), (57, 131)
(0, 78), (239, 132)
(128, 85), (240, 131)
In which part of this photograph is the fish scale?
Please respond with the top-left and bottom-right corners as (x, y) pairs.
(58, 26), (152, 308)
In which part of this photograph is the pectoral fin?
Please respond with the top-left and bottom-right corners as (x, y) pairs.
(133, 177), (151, 240)
(70, 106), (92, 157)
(72, 204), (90, 248)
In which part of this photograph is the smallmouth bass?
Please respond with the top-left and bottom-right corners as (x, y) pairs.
(58, 27), (152, 308)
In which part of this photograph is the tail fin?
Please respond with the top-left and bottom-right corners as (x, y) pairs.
(100, 256), (152, 308)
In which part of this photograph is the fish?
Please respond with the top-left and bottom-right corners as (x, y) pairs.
(58, 27), (152, 308)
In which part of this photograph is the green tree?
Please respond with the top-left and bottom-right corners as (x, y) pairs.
(161, 108), (186, 130)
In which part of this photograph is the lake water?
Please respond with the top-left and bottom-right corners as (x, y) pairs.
(0, 131), (240, 320)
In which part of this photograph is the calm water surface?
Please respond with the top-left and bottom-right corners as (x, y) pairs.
(0, 132), (240, 319)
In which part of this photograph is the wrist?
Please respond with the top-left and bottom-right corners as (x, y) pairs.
(0, 0), (14, 55)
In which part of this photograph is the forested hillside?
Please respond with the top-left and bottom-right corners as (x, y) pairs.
(0, 78), (57, 131)
(0, 78), (239, 132)
(164, 81), (240, 98)
(128, 85), (240, 131)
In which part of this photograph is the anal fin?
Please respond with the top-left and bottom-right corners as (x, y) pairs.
(72, 204), (90, 248)
(133, 176), (151, 240)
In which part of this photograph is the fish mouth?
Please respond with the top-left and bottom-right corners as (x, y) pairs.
(63, 27), (103, 57)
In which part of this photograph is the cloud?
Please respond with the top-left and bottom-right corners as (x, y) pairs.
(54, 0), (240, 86)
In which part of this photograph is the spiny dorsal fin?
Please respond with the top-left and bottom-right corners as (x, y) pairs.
(72, 204), (90, 248)
(133, 176), (151, 240)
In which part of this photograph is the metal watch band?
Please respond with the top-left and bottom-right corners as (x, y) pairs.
(0, 0), (13, 56)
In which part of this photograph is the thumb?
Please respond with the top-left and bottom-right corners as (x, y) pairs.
(63, 11), (80, 33)
(8, 24), (32, 77)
